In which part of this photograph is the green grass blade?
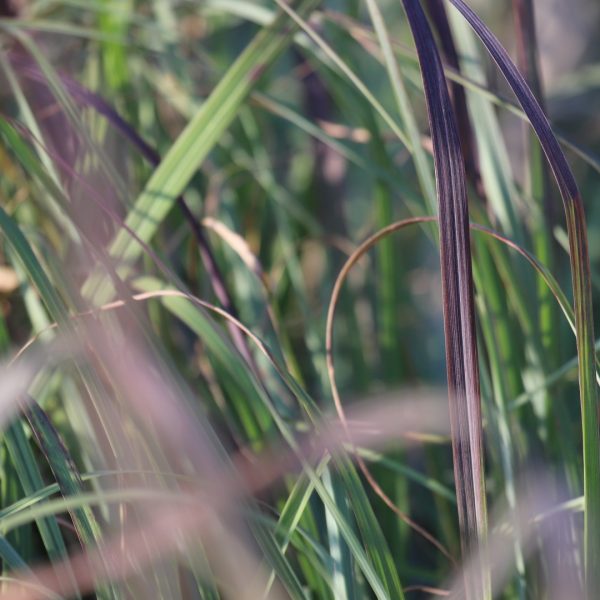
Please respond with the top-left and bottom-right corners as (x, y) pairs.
(3, 423), (69, 565)
(24, 402), (102, 547)
(363, 0), (436, 213)
(83, 0), (319, 303)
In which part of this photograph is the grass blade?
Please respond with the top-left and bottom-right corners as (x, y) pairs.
(447, 1), (600, 594)
(424, 0), (477, 185)
(400, 2), (489, 596)
(24, 401), (102, 549)
(83, 0), (319, 303)
(3, 422), (70, 566)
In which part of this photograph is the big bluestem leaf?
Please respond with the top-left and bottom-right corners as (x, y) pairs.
(399, 2), (489, 597)
(448, 0), (600, 595)
(424, 0), (478, 184)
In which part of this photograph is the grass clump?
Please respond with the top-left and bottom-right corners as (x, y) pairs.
(0, 1), (599, 598)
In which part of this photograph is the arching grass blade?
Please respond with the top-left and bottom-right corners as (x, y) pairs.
(447, 1), (600, 595)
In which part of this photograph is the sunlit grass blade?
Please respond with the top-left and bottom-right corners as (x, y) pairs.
(83, 0), (319, 304)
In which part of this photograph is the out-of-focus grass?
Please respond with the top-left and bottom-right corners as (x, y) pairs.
(0, 0), (599, 598)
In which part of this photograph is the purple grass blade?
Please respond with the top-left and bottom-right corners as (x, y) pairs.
(447, 0), (600, 595)
(424, 0), (479, 187)
(399, 2), (488, 597)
